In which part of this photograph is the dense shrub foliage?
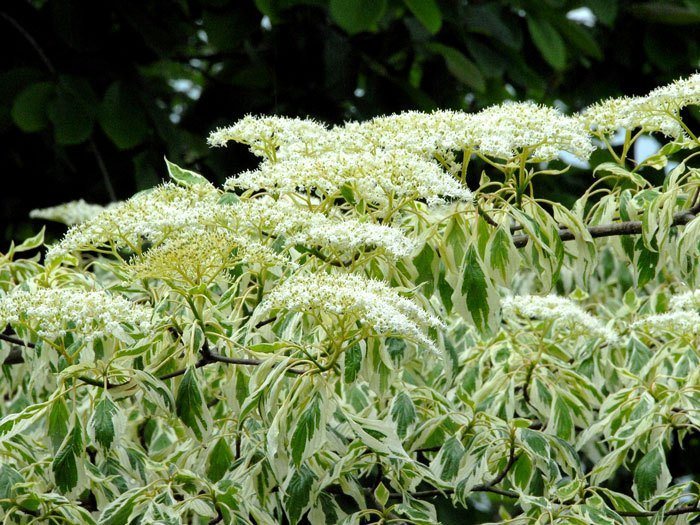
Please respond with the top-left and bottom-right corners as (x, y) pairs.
(3, 74), (700, 524)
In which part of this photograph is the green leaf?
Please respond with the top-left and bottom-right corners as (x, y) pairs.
(0, 464), (23, 500)
(290, 393), (324, 466)
(390, 391), (416, 439)
(520, 429), (549, 458)
(13, 228), (45, 253)
(11, 81), (55, 132)
(633, 446), (671, 501)
(413, 243), (435, 295)
(635, 238), (659, 287)
(98, 489), (140, 525)
(527, 17), (567, 70)
(48, 398), (70, 453)
(456, 245), (495, 332)
(587, 0), (618, 26)
(630, 3), (700, 24)
(558, 20), (603, 61)
(47, 77), (97, 145)
(176, 367), (211, 440)
(426, 43), (486, 92)
(52, 420), (83, 493)
(329, 0), (387, 34)
(594, 162), (648, 188)
(485, 226), (518, 285)
(511, 454), (534, 489)
(550, 395), (575, 442)
(404, 0), (442, 34)
(99, 81), (149, 150)
(165, 157), (212, 187)
(285, 464), (316, 524)
(207, 437), (234, 482)
(91, 395), (118, 449)
(438, 437), (464, 480)
(374, 482), (390, 507)
(344, 344), (362, 383)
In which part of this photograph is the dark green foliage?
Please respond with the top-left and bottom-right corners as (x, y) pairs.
(2, 0), (700, 244)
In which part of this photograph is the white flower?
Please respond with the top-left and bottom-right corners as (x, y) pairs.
(129, 228), (288, 284)
(257, 271), (443, 351)
(669, 289), (700, 311)
(225, 149), (472, 206)
(580, 73), (700, 138)
(632, 310), (700, 336)
(470, 101), (594, 161)
(208, 115), (329, 160)
(502, 294), (618, 343)
(0, 285), (154, 342)
(338, 110), (476, 158)
(645, 73), (700, 111)
(46, 183), (221, 261)
(226, 196), (417, 259)
(30, 200), (116, 226)
(579, 96), (683, 138)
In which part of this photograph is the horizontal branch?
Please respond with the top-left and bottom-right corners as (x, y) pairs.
(617, 503), (700, 518)
(1, 334), (34, 365)
(512, 206), (699, 249)
(2, 333), (305, 381)
(159, 345), (305, 380)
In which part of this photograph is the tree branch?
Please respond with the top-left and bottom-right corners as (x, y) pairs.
(391, 436), (521, 501)
(512, 204), (700, 249)
(617, 503), (700, 518)
(2, 332), (305, 381)
(1, 334), (34, 365)
(158, 342), (305, 380)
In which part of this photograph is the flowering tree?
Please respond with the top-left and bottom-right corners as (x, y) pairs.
(2, 74), (700, 524)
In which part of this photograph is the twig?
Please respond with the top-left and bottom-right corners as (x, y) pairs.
(512, 204), (700, 249)
(2, 332), (305, 382)
(1, 334), (34, 365)
(0, 11), (56, 74)
(390, 435), (520, 501)
(616, 503), (700, 518)
(89, 139), (117, 202)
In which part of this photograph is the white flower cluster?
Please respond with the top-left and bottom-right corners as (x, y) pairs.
(208, 115), (329, 160)
(226, 149), (472, 206)
(228, 197), (417, 259)
(467, 102), (594, 161)
(129, 228), (287, 284)
(0, 286), (154, 342)
(340, 110), (474, 157)
(501, 294), (618, 343)
(257, 271), (443, 351)
(632, 310), (700, 337)
(580, 96), (683, 138)
(633, 288), (700, 337)
(30, 200), (116, 226)
(646, 73), (700, 111)
(214, 105), (593, 207)
(669, 289), (700, 311)
(47, 184), (220, 261)
(580, 73), (700, 138)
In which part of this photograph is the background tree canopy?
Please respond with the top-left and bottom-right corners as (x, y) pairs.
(2, 0), (700, 245)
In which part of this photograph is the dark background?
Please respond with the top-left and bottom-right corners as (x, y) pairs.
(2, 0), (700, 246)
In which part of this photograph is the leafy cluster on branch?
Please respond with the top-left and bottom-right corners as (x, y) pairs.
(2, 74), (700, 524)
